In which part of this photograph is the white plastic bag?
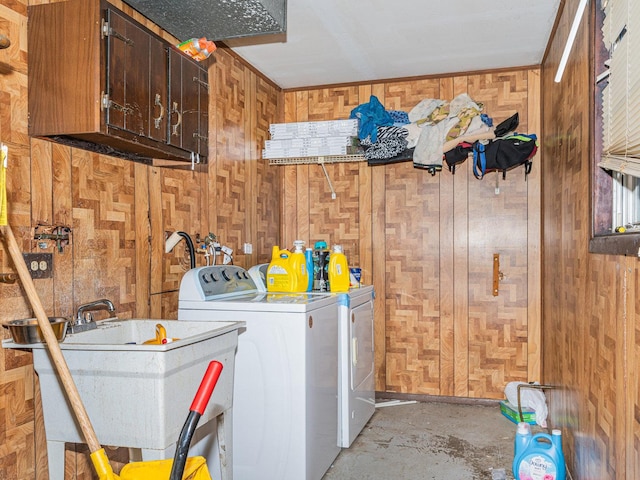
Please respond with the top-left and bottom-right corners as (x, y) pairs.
(504, 381), (548, 428)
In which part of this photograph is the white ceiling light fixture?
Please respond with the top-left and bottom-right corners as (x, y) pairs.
(555, 0), (589, 83)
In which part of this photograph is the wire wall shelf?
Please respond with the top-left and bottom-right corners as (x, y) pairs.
(267, 154), (366, 166)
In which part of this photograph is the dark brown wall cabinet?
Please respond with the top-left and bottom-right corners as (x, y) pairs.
(28, 0), (208, 165)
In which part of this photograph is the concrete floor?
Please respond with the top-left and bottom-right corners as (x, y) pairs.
(323, 400), (520, 480)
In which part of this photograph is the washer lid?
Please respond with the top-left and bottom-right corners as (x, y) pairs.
(179, 291), (336, 313)
(218, 291), (330, 304)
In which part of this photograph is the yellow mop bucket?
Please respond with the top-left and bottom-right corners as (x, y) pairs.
(118, 456), (210, 480)
(0, 149), (220, 480)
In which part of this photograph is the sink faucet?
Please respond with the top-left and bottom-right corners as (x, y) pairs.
(69, 299), (116, 333)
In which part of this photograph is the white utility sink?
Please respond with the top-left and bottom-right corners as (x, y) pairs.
(51, 318), (240, 350)
(2, 318), (244, 480)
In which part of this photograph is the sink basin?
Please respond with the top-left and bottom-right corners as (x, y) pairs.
(2, 318), (244, 480)
(50, 318), (240, 350)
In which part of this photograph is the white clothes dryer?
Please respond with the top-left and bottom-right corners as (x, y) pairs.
(336, 286), (375, 447)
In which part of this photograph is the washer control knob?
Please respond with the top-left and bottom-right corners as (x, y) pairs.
(202, 273), (211, 283)
(210, 272), (220, 282)
(221, 270), (231, 281)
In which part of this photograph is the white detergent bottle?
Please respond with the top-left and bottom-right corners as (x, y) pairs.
(513, 425), (565, 480)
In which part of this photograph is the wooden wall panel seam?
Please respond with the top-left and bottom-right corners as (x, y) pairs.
(453, 76), (470, 398)
(439, 77), (455, 396)
(134, 162), (151, 318)
(526, 68), (542, 382)
(369, 83), (387, 391)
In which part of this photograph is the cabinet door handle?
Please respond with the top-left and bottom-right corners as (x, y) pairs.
(493, 253), (505, 296)
(352, 338), (358, 366)
(153, 94), (165, 129)
(170, 101), (182, 136)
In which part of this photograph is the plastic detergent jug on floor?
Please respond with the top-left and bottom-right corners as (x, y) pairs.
(266, 246), (297, 292)
(329, 244), (350, 292)
(290, 240), (309, 292)
(513, 422), (565, 480)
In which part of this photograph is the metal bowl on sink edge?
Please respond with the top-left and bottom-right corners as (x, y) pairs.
(3, 317), (69, 344)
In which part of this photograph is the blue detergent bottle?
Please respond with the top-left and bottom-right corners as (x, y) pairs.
(304, 247), (314, 292)
(513, 422), (532, 476)
(513, 424), (565, 480)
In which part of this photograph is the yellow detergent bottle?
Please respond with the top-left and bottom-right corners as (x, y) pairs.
(290, 240), (309, 292)
(329, 244), (350, 292)
(266, 245), (298, 292)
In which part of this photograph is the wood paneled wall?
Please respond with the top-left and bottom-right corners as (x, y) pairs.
(542, 0), (639, 478)
(2, 0), (632, 478)
(282, 70), (541, 398)
(0, 1), (281, 478)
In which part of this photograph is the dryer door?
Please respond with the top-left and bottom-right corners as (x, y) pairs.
(350, 300), (374, 392)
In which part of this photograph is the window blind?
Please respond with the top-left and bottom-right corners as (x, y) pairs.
(599, 0), (640, 178)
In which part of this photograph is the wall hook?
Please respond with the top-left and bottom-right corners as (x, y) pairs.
(0, 273), (16, 283)
(0, 34), (10, 49)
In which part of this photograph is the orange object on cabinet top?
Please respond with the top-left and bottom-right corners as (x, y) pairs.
(177, 37), (217, 61)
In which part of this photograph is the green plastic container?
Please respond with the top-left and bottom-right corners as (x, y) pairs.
(500, 400), (536, 425)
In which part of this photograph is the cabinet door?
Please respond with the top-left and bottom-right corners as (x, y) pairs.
(105, 9), (155, 137)
(168, 50), (208, 158)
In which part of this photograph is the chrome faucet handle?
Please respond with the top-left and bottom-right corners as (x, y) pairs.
(69, 310), (98, 333)
(74, 298), (116, 325)
(74, 311), (92, 325)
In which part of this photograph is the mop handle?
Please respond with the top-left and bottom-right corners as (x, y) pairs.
(190, 360), (223, 414)
(170, 361), (224, 480)
(0, 225), (102, 453)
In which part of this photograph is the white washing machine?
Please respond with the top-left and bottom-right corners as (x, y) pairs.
(178, 265), (340, 480)
(337, 286), (375, 447)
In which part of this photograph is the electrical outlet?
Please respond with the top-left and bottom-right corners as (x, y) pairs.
(243, 243), (253, 254)
(22, 253), (53, 279)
